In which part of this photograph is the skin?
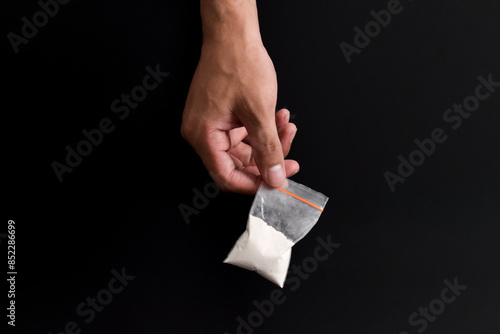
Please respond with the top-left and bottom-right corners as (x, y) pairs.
(181, 0), (300, 194)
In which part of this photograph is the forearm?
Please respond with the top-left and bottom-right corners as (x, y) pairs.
(200, 0), (262, 44)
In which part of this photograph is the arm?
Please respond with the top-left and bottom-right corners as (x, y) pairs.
(181, 0), (299, 194)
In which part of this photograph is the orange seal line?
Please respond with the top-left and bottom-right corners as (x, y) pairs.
(276, 186), (324, 212)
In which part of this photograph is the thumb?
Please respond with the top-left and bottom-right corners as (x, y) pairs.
(246, 119), (286, 188)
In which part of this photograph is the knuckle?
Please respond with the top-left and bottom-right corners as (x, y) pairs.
(180, 117), (191, 140)
(180, 123), (187, 140)
(180, 118), (201, 143)
(214, 180), (230, 193)
(209, 171), (232, 192)
(256, 141), (281, 156)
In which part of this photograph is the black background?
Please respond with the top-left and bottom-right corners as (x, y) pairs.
(3, 0), (500, 333)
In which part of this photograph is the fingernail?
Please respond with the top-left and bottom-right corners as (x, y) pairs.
(289, 129), (297, 143)
(284, 109), (290, 123)
(267, 164), (285, 187)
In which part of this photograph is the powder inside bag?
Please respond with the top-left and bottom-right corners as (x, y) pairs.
(224, 215), (294, 287)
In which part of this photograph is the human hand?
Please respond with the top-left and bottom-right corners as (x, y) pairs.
(181, 1), (299, 194)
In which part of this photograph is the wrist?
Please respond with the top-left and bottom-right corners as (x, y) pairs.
(200, 0), (262, 46)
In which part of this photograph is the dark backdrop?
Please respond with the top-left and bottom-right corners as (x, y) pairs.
(3, 1), (500, 333)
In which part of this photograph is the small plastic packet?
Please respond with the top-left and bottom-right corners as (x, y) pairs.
(224, 179), (328, 287)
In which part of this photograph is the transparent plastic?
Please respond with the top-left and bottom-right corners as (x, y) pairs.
(224, 179), (328, 287)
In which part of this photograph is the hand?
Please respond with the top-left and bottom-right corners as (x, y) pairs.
(181, 1), (299, 194)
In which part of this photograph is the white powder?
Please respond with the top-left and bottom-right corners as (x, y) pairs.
(224, 215), (294, 287)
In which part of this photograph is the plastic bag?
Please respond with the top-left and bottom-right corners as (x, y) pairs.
(224, 179), (328, 287)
